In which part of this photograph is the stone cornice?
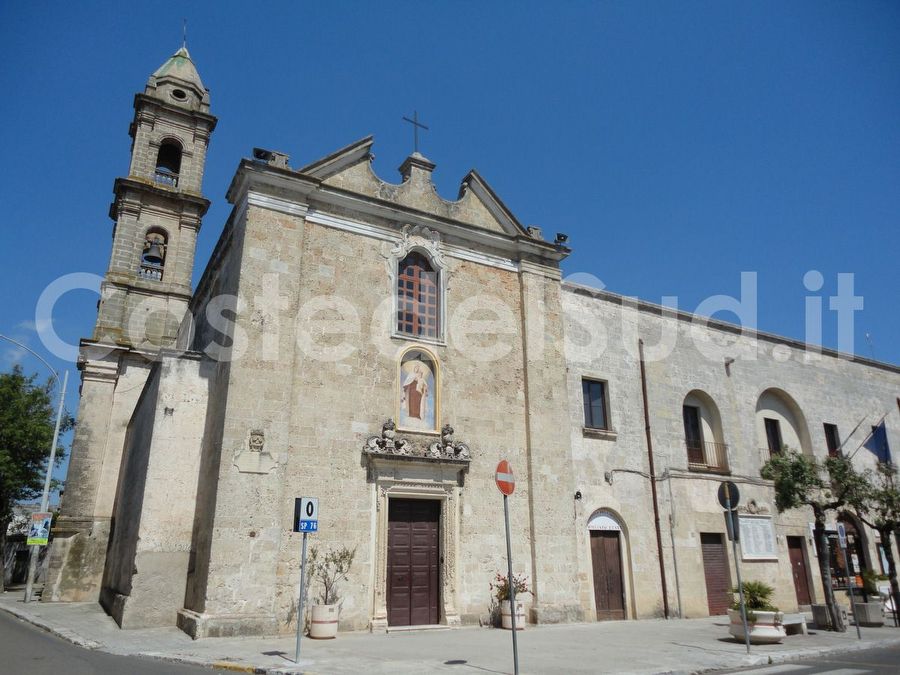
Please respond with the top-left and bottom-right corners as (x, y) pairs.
(564, 282), (900, 375)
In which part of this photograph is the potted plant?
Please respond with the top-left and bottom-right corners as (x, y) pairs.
(851, 570), (885, 627)
(490, 572), (530, 630)
(306, 545), (355, 639)
(727, 581), (786, 644)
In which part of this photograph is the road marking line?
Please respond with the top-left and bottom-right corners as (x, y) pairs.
(735, 666), (810, 675)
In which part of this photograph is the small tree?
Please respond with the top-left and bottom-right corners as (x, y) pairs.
(0, 366), (72, 591)
(843, 461), (900, 618)
(761, 449), (866, 632)
(307, 545), (356, 606)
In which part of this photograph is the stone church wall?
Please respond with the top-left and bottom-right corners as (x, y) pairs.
(100, 354), (209, 629)
(563, 285), (900, 620)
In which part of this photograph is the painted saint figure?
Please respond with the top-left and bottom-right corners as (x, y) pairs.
(402, 363), (428, 419)
(398, 351), (437, 431)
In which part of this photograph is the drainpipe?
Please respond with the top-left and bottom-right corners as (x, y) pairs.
(638, 339), (670, 619)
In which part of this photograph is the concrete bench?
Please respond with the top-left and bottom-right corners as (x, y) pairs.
(781, 613), (808, 635)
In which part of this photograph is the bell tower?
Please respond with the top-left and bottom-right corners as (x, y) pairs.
(43, 47), (216, 604)
(95, 46), (217, 348)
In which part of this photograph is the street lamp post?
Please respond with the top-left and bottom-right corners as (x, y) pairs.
(0, 334), (68, 603)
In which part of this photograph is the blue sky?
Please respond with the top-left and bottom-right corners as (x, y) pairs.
(1, 2), (898, 495)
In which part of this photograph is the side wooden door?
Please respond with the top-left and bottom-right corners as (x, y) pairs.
(787, 536), (812, 606)
(590, 530), (626, 620)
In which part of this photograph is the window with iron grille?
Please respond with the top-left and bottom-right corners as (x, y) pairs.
(396, 252), (439, 338)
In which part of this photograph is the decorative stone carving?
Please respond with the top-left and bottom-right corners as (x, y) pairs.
(384, 224), (446, 269)
(364, 420), (471, 463)
(249, 429), (265, 453)
(365, 419), (412, 455)
(428, 424), (470, 460)
(234, 427), (278, 474)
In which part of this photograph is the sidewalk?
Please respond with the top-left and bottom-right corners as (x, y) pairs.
(2, 592), (899, 675)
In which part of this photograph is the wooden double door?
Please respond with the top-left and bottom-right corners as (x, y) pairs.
(590, 530), (626, 620)
(387, 499), (440, 626)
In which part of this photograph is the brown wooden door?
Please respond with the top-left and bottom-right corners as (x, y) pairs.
(590, 530), (626, 620)
(387, 499), (440, 626)
(787, 536), (812, 606)
(700, 533), (731, 615)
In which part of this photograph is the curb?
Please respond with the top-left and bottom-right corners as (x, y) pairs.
(1, 603), (103, 650)
(2, 602), (899, 675)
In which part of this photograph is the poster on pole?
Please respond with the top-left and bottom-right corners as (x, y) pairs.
(26, 512), (52, 546)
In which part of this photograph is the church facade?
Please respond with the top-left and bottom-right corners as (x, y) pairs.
(44, 49), (900, 637)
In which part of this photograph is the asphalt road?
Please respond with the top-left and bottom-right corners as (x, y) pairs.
(0, 610), (232, 675)
(721, 645), (900, 674)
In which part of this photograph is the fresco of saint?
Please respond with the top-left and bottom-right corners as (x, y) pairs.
(399, 351), (437, 431)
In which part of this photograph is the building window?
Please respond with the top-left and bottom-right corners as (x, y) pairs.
(683, 405), (704, 465)
(396, 252), (439, 338)
(582, 379), (609, 430)
(824, 423), (841, 457)
(764, 418), (783, 457)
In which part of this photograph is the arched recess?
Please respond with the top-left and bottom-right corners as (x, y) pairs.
(586, 508), (633, 621)
(154, 138), (182, 186)
(683, 390), (728, 472)
(396, 344), (440, 433)
(138, 228), (168, 281)
(756, 388), (812, 460)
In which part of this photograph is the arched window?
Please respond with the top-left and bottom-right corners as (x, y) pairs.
(397, 252), (439, 338)
(154, 140), (182, 187)
(138, 230), (167, 281)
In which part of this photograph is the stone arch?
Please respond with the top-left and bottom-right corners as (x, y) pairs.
(154, 138), (182, 185)
(683, 389), (728, 472)
(138, 227), (168, 281)
(586, 508), (634, 620)
(756, 387), (812, 458)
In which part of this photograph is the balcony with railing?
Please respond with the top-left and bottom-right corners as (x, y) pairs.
(686, 440), (730, 474)
(760, 445), (782, 464)
(153, 169), (179, 187)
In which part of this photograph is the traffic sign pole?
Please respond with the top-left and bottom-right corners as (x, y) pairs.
(724, 486), (750, 655)
(295, 531), (309, 663)
(503, 493), (519, 675)
(838, 529), (862, 640)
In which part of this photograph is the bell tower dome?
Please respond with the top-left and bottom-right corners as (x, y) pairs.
(95, 46), (217, 349)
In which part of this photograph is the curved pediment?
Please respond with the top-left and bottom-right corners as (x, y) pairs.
(299, 137), (533, 238)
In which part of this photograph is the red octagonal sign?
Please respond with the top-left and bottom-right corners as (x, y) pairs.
(495, 459), (515, 496)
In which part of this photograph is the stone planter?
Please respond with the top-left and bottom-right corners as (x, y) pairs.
(852, 601), (884, 627)
(309, 604), (339, 639)
(500, 599), (525, 630)
(812, 603), (849, 629)
(728, 608), (786, 644)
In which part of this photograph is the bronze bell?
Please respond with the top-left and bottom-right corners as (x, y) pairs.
(143, 242), (164, 265)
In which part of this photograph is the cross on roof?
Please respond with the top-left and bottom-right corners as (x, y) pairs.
(402, 111), (429, 154)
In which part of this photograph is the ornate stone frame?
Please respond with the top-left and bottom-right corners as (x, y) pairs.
(384, 224), (449, 346)
(367, 453), (466, 631)
(396, 344), (441, 435)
